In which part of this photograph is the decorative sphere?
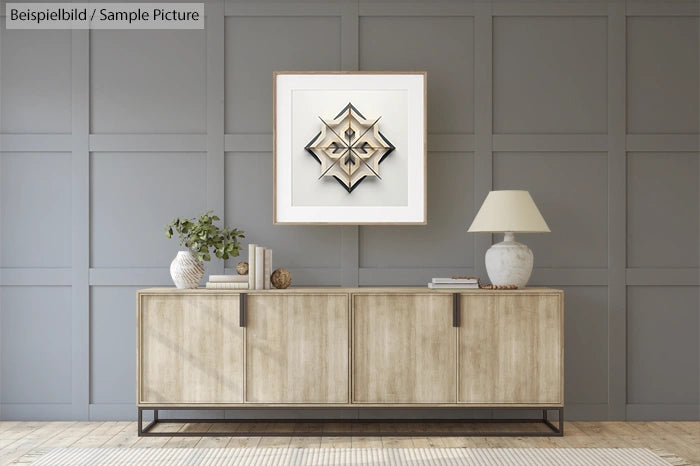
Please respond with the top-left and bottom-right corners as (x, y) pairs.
(271, 268), (292, 289)
(236, 262), (249, 275)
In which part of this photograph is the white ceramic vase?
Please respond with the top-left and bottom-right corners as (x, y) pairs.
(170, 250), (204, 289)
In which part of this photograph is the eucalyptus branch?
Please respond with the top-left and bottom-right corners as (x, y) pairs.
(165, 211), (245, 262)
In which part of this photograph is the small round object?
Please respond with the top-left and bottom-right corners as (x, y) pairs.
(271, 268), (292, 289)
(236, 261), (249, 275)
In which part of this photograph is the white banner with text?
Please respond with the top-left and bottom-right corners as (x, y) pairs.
(6, 3), (204, 29)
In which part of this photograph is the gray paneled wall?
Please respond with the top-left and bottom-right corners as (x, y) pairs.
(0, 0), (698, 422)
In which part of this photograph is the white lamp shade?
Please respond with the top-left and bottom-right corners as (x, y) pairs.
(468, 190), (550, 233)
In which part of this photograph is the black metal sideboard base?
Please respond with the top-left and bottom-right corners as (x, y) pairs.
(137, 407), (563, 437)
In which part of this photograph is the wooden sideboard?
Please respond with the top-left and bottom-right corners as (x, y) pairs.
(136, 287), (564, 436)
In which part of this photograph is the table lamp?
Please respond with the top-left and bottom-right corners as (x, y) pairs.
(468, 190), (550, 288)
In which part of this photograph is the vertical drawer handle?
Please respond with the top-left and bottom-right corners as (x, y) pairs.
(453, 293), (460, 327)
(239, 293), (247, 327)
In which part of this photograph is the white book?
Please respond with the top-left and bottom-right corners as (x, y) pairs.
(264, 249), (272, 290)
(209, 274), (248, 283)
(428, 282), (479, 289)
(255, 246), (265, 290)
(206, 282), (249, 289)
(248, 244), (257, 290)
(432, 277), (478, 284)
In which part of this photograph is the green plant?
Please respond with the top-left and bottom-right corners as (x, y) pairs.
(165, 211), (245, 262)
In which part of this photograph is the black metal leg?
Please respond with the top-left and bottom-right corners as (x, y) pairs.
(138, 408), (159, 437)
(559, 407), (565, 435)
(136, 407), (566, 437)
(541, 408), (564, 436)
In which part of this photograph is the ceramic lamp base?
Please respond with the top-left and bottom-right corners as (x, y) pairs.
(484, 232), (534, 288)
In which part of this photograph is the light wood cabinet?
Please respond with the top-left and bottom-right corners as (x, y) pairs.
(245, 293), (349, 403)
(458, 293), (563, 404)
(352, 294), (456, 403)
(137, 293), (244, 404)
(137, 288), (563, 409)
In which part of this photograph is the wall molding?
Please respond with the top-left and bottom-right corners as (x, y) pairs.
(529, 268), (609, 286)
(473, 2), (493, 281)
(626, 404), (700, 421)
(359, 267), (477, 286)
(492, 1), (609, 16)
(12, 266), (698, 288)
(492, 134), (608, 152)
(626, 134), (700, 152)
(17, 266), (698, 288)
(0, 134), (72, 152)
(428, 135), (475, 153)
(564, 403), (611, 421)
(626, 268), (700, 286)
(224, 134), (271, 153)
(359, 2), (475, 16)
(0, 269), (72, 286)
(11, 131), (697, 154)
(0, 403), (74, 421)
(89, 134), (206, 152)
(606, 0), (628, 421)
(225, 2), (346, 17)
(206, 0), (226, 277)
(71, 27), (91, 421)
(625, 1), (700, 16)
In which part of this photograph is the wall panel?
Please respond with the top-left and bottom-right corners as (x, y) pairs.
(493, 16), (608, 134)
(225, 16), (342, 134)
(0, 26), (72, 134)
(0, 286), (72, 404)
(627, 286), (699, 405)
(90, 286), (139, 405)
(627, 16), (699, 134)
(90, 152), (207, 268)
(359, 16), (474, 134)
(627, 152), (699, 268)
(559, 286), (609, 406)
(90, 30), (206, 134)
(492, 152), (608, 268)
(1, 153), (72, 268)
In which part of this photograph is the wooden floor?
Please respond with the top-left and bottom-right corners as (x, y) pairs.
(0, 421), (697, 465)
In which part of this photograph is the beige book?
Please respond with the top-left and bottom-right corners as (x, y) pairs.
(205, 282), (249, 289)
(255, 246), (265, 290)
(264, 249), (272, 289)
(248, 244), (257, 290)
(209, 274), (248, 283)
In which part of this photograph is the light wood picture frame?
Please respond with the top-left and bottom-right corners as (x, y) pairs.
(273, 71), (427, 225)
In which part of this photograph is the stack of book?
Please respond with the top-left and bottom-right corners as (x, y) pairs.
(204, 244), (274, 290)
(247, 244), (273, 290)
(427, 277), (479, 289)
(205, 274), (249, 289)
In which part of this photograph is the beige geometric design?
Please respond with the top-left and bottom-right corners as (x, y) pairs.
(305, 103), (395, 193)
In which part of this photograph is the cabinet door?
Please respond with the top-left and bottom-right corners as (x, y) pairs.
(352, 294), (456, 404)
(245, 294), (349, 403)
(138, 294), (244, 404)
(458, 294), (563, 404)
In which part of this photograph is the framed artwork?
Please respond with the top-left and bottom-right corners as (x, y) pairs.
(273, 71), (427, 225)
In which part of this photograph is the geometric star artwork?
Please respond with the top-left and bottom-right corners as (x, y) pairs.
(305, 103), (395, 193)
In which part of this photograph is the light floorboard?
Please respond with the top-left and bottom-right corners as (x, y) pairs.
(0, 421), (697, 465)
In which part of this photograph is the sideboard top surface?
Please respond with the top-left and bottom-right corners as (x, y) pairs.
(137, 287), (563, 296)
